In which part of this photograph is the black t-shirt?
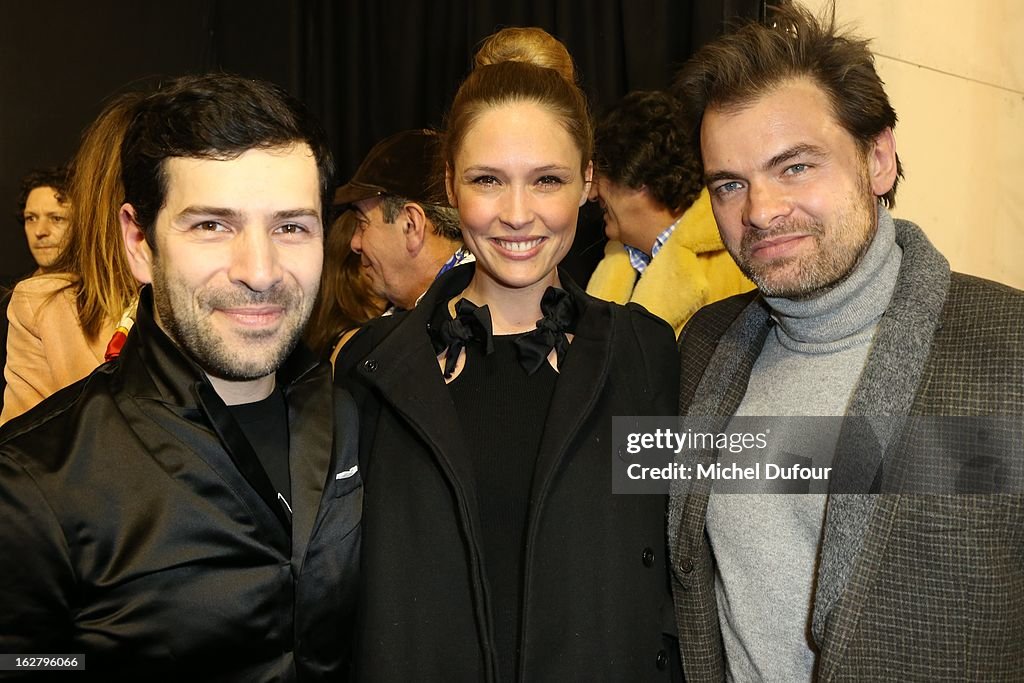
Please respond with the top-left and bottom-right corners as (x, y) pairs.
(227, 386), (291, 504)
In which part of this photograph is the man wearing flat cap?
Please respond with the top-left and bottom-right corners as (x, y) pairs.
(335, 129), (466, 311)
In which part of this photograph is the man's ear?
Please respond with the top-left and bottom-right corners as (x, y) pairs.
(402, 202), (428, 256)
(445, 165), (458, 208)
(579, 160), (594, 207)
(120, 203), (154, 284)
(867, 127), (898, 198)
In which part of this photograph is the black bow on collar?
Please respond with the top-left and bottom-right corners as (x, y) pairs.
(429, 287), (578, 378)
(430, 298), (493, 379)
(513, 286), (577, 375)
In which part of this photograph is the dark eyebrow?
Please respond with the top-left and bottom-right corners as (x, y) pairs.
(176, 206), (319, 222)
(764, 143), (826, 171)
(272, 208), (320, 221)
(704, 170), (739, 187)
(177, 206), (243, 223)
(703, 143), (828, 187)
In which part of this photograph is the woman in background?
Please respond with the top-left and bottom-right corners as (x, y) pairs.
(338, 27), (680, 681)
(304, 209), (387, 364)
(2, 93), (142, 422)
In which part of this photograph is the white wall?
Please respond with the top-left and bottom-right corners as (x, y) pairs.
(801, 0), (1024, 288)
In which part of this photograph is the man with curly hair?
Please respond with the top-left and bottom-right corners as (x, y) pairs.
(586, 90), (750, 336)
(16, 167), (70, 273)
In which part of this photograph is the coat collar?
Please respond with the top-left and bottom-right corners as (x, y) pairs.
(117, 286), (334, 561)
(352, 264), (487, 557)
(811, 216), (950, 644)
(121, 286), (323, 404)
(352, 263), (617, 680)
(586, 190), (743, 336)
(353, 259), (614, 544)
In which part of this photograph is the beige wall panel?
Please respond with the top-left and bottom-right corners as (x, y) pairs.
(880, 56), (1024, 287)
(796, 0), (1024, 287)
(816, 0), (1024, 93)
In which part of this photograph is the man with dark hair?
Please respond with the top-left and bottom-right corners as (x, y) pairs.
(586, 91), (749, 336)
(16, 166), (71, 273)
(668, 4), (1023, 681)
(335, 129), (466, 311)
(0, 74), (360, 681)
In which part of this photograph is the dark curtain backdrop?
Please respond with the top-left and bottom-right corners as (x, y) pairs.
(0, 0), (761, 287)
(318, 0), (763, 176)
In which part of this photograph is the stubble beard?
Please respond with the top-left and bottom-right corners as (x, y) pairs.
(733, 183), (878, 301)
(151, 260), (315, 382)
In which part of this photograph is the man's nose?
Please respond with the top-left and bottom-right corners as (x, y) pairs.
(228, 231), (284, 291)
(743, 182), (791, 230)
(350, 228), (363, 255)
(587, 177), (600, 202)
(33, 218), (52, 238)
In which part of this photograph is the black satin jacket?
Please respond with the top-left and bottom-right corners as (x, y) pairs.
(0, 288), (361, 682)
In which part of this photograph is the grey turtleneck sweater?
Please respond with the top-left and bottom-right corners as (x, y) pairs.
(706, 206), (902, 682)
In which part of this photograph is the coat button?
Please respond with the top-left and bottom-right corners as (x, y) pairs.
(642, 547), (655, 567)
(362, 359), (379, 373)
(656, 649), (668, 670)
(679, 558), (694, 573)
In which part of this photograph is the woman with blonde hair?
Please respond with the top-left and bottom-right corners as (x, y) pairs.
(2, 93), (142, 422)
(338, 27), (680, 681)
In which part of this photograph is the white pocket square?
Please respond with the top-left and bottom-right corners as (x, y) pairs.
(336, 465), (359, 480)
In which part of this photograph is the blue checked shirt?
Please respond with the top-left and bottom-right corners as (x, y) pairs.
(623, 217), (682, 274)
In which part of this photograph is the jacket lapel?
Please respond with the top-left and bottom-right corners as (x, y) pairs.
(668, 296), (772, 545)
(528, 282), (613, 508)
(686, 301), (771, 418)
(812, 219), (951, 648)
(355, 294), (484, 529)
(125, 289), (292, 545)
(283, 360), (334, 572)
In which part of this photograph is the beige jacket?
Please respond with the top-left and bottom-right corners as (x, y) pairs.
(2, 274), (113, 423)
(586, 190), (752, 337)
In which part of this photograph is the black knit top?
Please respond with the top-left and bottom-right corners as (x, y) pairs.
(447, 332), (558, 682)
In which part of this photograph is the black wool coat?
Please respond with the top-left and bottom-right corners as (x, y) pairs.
(336, 264), (681, 682)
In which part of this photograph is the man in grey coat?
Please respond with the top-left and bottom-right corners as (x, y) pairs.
(668, 4), (1024, 681)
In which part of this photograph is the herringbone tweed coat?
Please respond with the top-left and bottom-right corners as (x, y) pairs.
(668, 217), (1024, 681)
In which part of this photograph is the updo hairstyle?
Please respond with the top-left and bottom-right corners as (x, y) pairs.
(473, 26), (577, 82)
(444, 27), (593, 179)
